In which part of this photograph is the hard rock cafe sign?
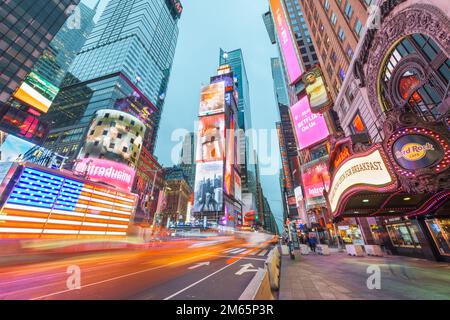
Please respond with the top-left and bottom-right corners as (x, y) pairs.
(383, 110), (450, 194)
(392, 134), (444, 170)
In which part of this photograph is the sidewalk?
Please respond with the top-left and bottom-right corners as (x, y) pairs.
(279, 250), (450, 300)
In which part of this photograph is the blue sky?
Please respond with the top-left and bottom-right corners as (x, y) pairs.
(84, 0), (284, 231)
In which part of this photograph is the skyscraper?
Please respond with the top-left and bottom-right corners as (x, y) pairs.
(64, 0), (181, 106)
(299, 0), (372, 99)
(219, 48), (258, 210)
(0, 0), (80, 103)
(28, 2), (98, 89)
(0, 0), (80, 144)
(42, 0), (183, 158)
(179, 132), (196, 189)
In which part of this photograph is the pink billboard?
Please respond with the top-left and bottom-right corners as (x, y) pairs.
(301, 157), (331, 201)
(291, 96), (330, 150)
(270, 0), (303, 84)
(74, 158), (136, 192)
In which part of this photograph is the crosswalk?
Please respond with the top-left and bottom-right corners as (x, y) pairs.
(222, 246), (273, 257)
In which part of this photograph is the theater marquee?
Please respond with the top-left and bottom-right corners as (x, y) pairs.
(328, 146), (397, 215)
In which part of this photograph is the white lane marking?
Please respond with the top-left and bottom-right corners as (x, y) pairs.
(257, 249), (266, 256)
(242, 250), (253, 255)
(235, 263), (259, 276)
(188, 262), (210, 270)
(213, 255), (265, 261)
(230, 248), (246, 254)
(31, 252), (214, 300)
(164, 260), (241, 300)
(223, 248), (237, 253)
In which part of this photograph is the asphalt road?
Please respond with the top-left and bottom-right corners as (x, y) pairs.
(0, 234), (276, 300)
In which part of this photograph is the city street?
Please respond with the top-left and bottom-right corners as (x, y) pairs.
(0, 235), (275, 300)
(279, 251), (450, 300)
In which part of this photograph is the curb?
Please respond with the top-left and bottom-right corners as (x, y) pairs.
(239, 247), (281, 300)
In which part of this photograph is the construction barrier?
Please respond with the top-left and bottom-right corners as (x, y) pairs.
(300, 244), (311, 255)
(346, 244), (365, 256)
(365, 245), (384, 257)
(317, 244), (330, 256)
(266, 248), (281, 291)
(239, 247), (281, 300)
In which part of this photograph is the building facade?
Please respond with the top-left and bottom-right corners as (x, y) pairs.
(325, 0), (450, 262)
(179, 131), (196, 188)
(0, 0), (80, 103)
(43, 0), (182, 156)
(299, 0), (373, 99)
(0, 0), (80, 144)
(161, 166), (193, 226)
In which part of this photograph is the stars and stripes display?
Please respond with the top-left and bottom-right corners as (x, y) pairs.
(0, 166), (137, 238)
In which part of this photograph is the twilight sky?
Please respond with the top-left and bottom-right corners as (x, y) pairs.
(84, 0), (284, 231)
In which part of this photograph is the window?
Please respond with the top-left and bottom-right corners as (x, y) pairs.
(102, 130), (108, 136)
(324, 0), (330, 11)
(338, 27), (346, 42)
(351, 113), (367, 134)
(386, 222), (422, 248)
(425, 218), (450, 256)
(344, 1), (353, 19)
(354, 19), (363, 37)
(330, 12), (337, 25)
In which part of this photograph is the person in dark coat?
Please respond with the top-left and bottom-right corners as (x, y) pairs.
(308, 235), (318, 253)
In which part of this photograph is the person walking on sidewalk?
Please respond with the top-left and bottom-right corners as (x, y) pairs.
(308, 235), (317, 253)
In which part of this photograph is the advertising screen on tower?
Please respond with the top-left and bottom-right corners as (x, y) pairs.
(196, 114), (225, 162)
(270, 0), (303, 84)
(301, 156), (331, 206)
(199, 82), (225, 116)
(73, 158), (136, 192)
(193, 161), (224, 213)
(291, 96), (330, 150)
(13, 72), (59, 114)
(78, 110), (146, 167)
(303, 67), (332, 113)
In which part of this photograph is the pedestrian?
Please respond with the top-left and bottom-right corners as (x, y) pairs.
(308, 235), (317, 253)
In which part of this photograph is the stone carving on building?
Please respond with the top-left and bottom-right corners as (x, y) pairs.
(364, 3), (450, 119)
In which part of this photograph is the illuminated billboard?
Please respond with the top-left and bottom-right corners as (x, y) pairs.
(270, 0), (303, 84)
(328, 148), (396, 215)
(13, 72), (59, 114)
(0, 133), (36, 162)
(224, 114), (236, 195)
(193, 161), (224, 213)
(0, 102), (49, 144)
(78, 110), (146, 167)
(301, 156), (331, 206)
(303, 67), (332, 113)
(73, 158), (136, 192)
(0, 166), (136, 239)
(291, 96), (330, 150)
(234, 171), (242, 201)
(199, 82), (225, 116)
(196, 114), (225, 162)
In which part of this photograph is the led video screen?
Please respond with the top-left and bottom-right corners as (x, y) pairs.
(196, 114), (225, 162)
(291, 96), (330, 150)
(193, 161), (224, 213)
(199, 81), (225, 116)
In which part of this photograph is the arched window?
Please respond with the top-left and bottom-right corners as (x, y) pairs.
(379, 34), (450, 121)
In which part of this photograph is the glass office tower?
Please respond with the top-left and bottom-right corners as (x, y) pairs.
(0, 0), (80, 103)
(43, 0), (183, 157)
(30, 2), (98, 89)
(218, 48), (257, 203)
(64, 0), (181, 106)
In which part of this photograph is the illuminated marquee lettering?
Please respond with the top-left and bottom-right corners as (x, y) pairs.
(328, 148), (395, 214)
